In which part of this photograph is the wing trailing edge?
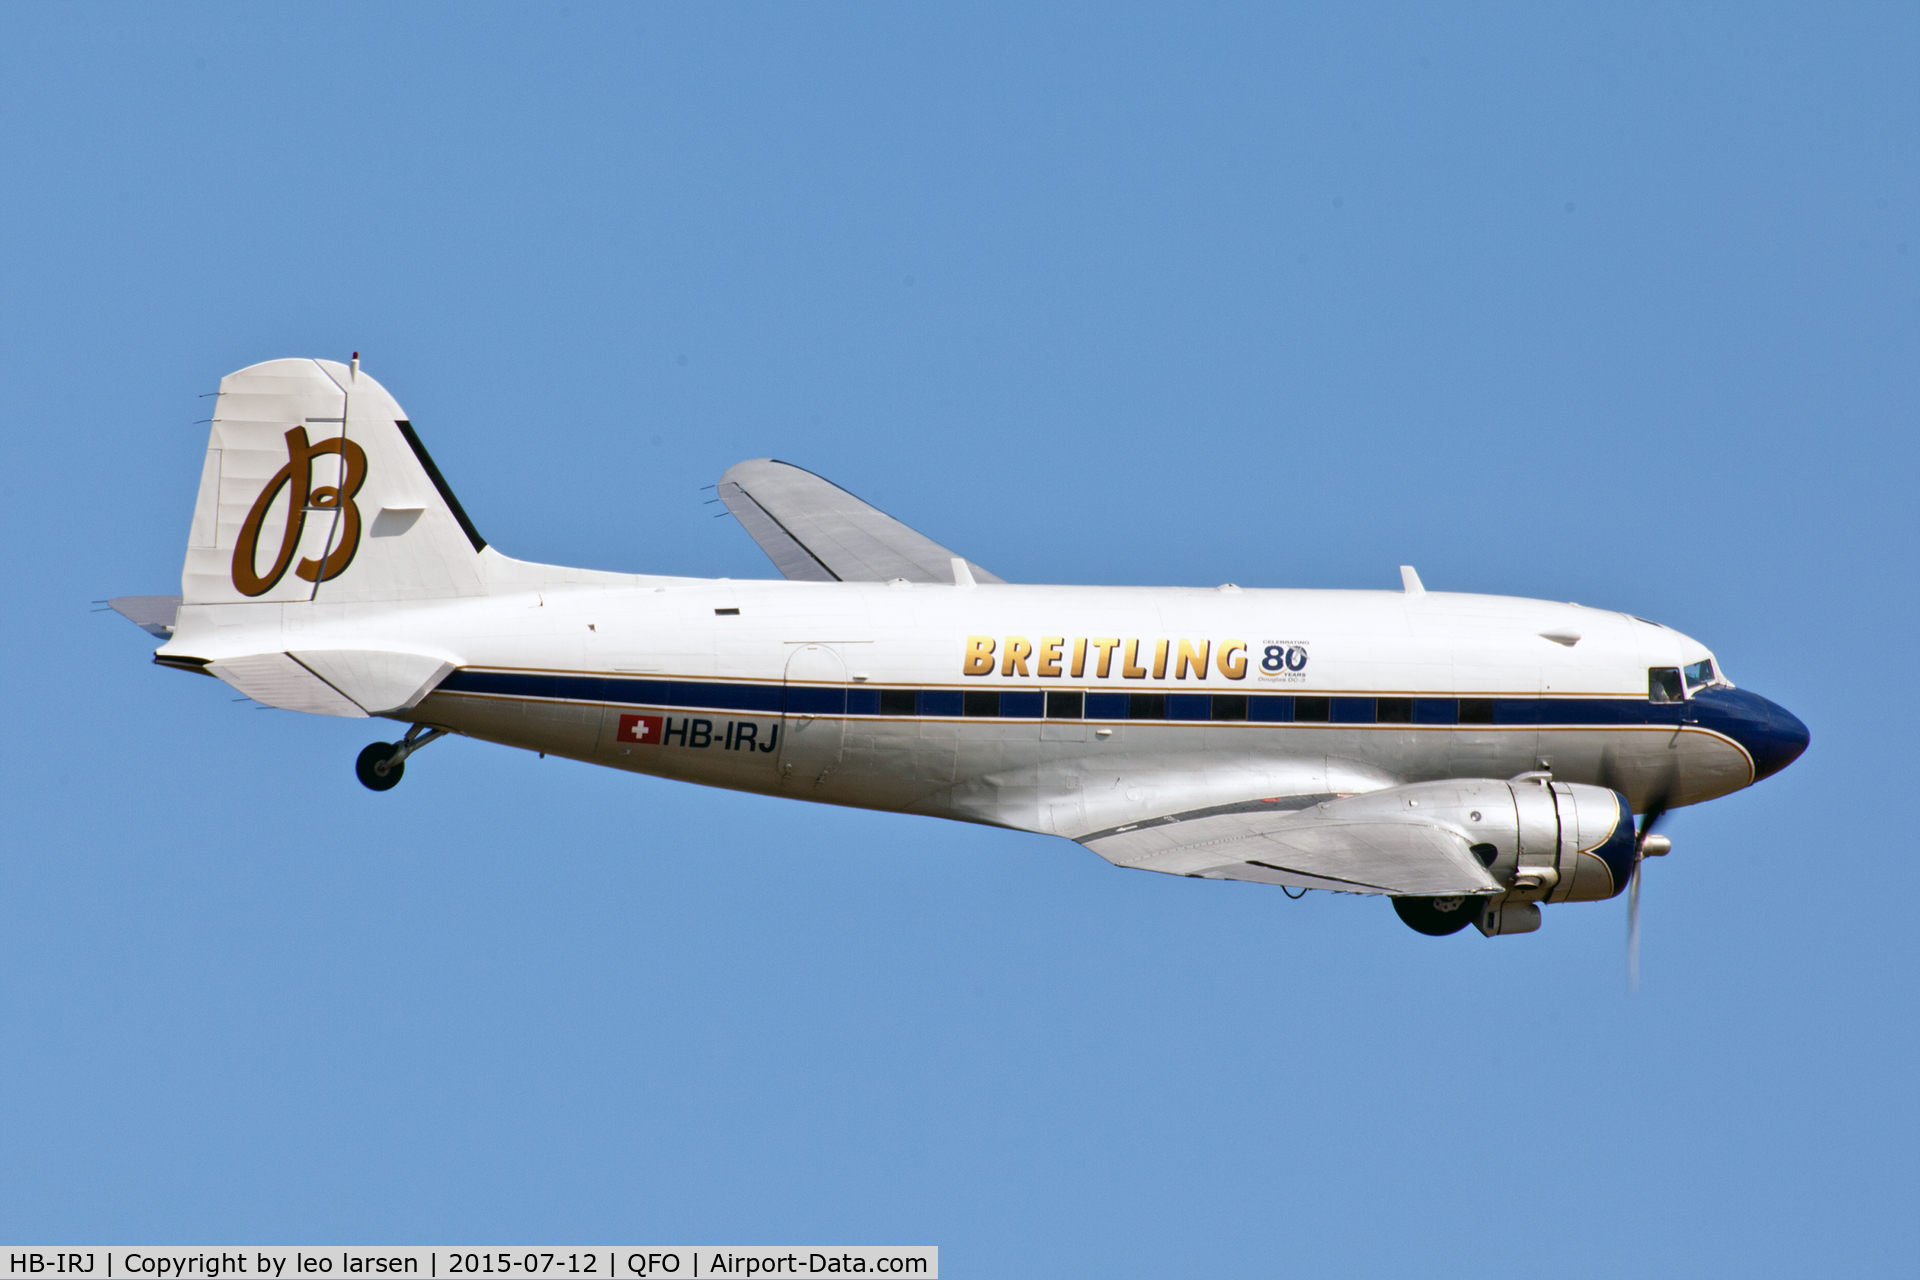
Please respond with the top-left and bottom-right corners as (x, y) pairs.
(1082, 796), (1505, 897)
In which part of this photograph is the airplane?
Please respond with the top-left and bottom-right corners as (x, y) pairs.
(110, 357), (1809, 941)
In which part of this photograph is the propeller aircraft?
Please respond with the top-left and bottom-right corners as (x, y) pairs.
(112, 358), (1809, 942)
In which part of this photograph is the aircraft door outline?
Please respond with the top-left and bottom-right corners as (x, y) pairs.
(780, 644), (847, 787)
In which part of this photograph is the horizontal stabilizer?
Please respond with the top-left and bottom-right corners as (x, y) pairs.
(207, 649), (457, 718)
(717, 458), (1004, 584)
(109, 595), (182, 638)
(209, 653), (367, 717)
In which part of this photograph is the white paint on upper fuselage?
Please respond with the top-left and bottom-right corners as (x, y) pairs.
(167, 549), (1718, 698)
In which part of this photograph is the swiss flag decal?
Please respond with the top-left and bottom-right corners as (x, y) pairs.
(617, 713), (664, 745)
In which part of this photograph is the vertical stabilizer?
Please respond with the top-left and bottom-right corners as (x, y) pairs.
(182, 358), (487, 605)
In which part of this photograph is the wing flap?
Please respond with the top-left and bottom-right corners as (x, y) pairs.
(1083, 803), (1502, 897)
(717, 458), (1004, 584)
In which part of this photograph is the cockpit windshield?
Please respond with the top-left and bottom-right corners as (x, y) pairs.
(1650, 661), (1721, 702)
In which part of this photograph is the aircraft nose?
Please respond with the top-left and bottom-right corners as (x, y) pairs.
(1689, 687), (1810, 782)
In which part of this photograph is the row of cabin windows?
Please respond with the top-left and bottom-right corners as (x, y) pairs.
(864, 665), (1720, 717)
(863, 689), (1502, 724)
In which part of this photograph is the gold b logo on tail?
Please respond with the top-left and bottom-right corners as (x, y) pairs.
(231, 426), (369, 597)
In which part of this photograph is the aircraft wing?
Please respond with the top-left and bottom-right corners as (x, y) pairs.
(1080, 798), (1504, 897)
(717, 458), (1005, 584)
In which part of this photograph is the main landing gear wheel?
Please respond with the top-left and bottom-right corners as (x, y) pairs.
(354, 724), (452, 791)
(356, 742), (404, 791)
(1392, 895), (1481, 937)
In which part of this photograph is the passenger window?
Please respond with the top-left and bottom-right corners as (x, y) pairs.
(1648, 668), (1684, 703)
(963, 690), (1001, 717)
(1294, 696), (1331, 722)
(879, 689), (917, 716)
(1046, 691), (1084, 719)
(1210, 694), (1248, 721)
(1128, 693), (1167, 720)
(1376, 697), (1413, 724)
(1684, 659), (1715, 694)
(1458, 698), (1495, 725)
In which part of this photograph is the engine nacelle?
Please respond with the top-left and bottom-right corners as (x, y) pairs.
(1496, 773), (1637, 904)
(1355, 773), (1638, 905)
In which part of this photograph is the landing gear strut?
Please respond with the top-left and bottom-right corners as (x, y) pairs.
(354, 724), (449, 791)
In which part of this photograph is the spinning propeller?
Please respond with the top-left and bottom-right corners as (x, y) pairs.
(1626, 786), (1674, 993)
(1598, 747), (1675, 992)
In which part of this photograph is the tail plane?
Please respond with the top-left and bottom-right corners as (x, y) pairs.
(132, 357), (512, 718)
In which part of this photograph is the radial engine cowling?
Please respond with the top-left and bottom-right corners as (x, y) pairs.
(1362, 773), (1637, 904)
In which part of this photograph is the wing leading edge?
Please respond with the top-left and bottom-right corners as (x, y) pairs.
(1081, 796), (1505, 897)
(717, 458), (1004, 584)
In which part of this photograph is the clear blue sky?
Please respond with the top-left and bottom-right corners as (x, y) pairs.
(2, 4), (1912, 1275)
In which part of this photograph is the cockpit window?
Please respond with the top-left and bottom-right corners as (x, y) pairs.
(1684, 659), (1716, 694)
(1648, 667), (1684, 703)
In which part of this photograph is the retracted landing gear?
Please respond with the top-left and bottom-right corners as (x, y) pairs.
(1392, 895), (1483, 937)
(354, 724), (450, 792)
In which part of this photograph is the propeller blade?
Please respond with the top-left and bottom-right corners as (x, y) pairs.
(1627, 770), (1673, 994)
(1627, 861), (1642, 993)
(1637, 782), (1672, 851)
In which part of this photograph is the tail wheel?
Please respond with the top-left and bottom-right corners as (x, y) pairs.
(1392, 895), (1481, 936)
(355, 742), (404, 791)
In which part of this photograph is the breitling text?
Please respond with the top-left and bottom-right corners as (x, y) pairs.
(962, 636), (1248, 680)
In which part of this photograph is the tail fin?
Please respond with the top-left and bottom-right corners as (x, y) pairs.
(182, 358), (487, 605)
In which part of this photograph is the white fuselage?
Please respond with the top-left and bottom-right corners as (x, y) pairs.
(174, 561), (1746, 838)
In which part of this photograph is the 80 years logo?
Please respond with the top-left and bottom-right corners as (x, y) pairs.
(1258, 641), (1309, 681)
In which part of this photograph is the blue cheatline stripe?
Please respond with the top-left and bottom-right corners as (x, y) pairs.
(438, 670), (787, 713)
(435, 669), (1696, 729)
